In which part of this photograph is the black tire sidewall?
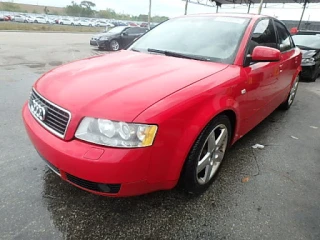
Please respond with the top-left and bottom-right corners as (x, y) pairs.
(180, 114), (232, 195)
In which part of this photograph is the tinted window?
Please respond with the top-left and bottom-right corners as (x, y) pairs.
(275, 21), (293, 52)
(248, 19), (277, 54)
(129, 16), (250, 64)
(125, 28), (137, 34)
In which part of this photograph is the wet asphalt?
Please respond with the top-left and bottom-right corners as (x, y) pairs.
(0, 32), (320, 240)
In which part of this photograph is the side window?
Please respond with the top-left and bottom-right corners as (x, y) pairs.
(275, 21), (293, 52)
(125, 28), (136, 34)
(137, 28), (148, 34)
(248, 19), (277, 55)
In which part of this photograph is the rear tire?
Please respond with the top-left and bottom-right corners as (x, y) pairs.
(280, 75), (299, 110)
(180, 115), (231, 195)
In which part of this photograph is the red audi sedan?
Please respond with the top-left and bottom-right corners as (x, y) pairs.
(23, 14), (301, 197)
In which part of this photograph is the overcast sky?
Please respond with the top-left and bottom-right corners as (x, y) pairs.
(10, 0), (320, 20)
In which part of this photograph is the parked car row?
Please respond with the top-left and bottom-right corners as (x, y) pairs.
(90, 26), (149, 51)
(1, 12), (160, 28)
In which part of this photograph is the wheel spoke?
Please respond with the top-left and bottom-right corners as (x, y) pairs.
(204, 163), (213, 183)
(197, 152), (210, 173)
(215, 128), (227, 148)
(207, 131), (216, 153)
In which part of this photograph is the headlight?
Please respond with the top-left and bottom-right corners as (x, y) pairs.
(302, 58), (315, 64)
(75, 117), (158, 148)
(99, 36), (108, 40)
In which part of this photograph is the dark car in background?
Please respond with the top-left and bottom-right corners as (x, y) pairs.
(292, 31), (320, 81)
(94, 26), (148, 51)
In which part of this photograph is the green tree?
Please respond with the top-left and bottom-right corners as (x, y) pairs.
(44, 6), (50, 14)
(80, 1), (96, 9)
(65, 1), (95, 17)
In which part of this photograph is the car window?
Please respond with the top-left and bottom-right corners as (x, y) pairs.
(126, 28), (138, 34)
(136, 28), (148, 34)
(274, 21), (293, 52)
(248, 19), (277, 55)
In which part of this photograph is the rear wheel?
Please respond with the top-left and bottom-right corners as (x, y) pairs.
(34, 20), (38, 23)
(280, 75), (299, 110)
(71, 23), (74, 26)
(181, 115), (231, 195)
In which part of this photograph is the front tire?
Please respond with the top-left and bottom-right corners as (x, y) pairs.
(180, 115), (231, 195)
(280, 75), (299, 110)
(109, 40), (120, 51)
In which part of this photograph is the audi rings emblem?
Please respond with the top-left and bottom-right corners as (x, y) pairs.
(30, 99), (47, 121)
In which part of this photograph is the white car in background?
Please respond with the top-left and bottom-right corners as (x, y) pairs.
(33, 16), (47, 24)
(58, 18), (74, 25)
(94, 20), (114, 27)
(77, 19), (93, 27)
(14, 14), (34, 23)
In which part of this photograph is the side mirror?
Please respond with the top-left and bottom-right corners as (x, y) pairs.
(122, 32), (128, 36)
(251, 46), (281, 62)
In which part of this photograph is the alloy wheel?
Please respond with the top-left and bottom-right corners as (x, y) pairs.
(196, 124), (228, 185)
(110, 40), (120, 51)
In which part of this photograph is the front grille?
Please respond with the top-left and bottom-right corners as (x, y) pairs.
(29, 89), (71, 138)
(66, 173), (121, 194)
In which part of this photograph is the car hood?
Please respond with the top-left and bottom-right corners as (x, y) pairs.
(35, 50), (228, 122)
(301, 49), (317, 58)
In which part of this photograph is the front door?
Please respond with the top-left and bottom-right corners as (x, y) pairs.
(274, 20), (300, 99)
(121, 28), (140, 48)
(238, 18), (281, 136)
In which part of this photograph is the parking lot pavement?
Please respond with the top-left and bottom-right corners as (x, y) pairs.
(0, 32), (320, 240)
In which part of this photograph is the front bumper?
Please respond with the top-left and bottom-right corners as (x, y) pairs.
(22, 103), (175, 196)
(90, 39), (98, 46)
(96, 40), (109, 49)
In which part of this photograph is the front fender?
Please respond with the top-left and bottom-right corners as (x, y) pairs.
(134, 74), (240, 184)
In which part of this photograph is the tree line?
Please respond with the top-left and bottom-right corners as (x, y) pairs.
(0, 1), (169, 23)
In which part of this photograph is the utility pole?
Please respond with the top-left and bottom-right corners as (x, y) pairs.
(258, 0), (264, 14)
(185, 0), (189, 15)
(148, 0), (152, 30)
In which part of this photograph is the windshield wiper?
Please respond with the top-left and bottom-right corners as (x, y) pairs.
(147, 48), (210, 62)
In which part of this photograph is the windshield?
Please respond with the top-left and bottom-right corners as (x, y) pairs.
(292, 34), (320, 49)
(108, 26), (128, 34)
(129, 16), (250, 64)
